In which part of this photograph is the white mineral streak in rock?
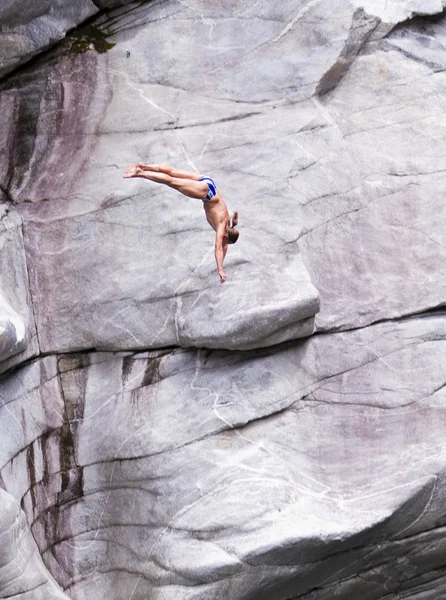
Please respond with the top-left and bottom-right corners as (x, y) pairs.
(0, 0), (445, 599)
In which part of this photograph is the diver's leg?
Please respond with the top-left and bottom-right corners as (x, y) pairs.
(125, 168), (208, 199)
(167, 176), (208, 199)
(138, 163), (202, 181)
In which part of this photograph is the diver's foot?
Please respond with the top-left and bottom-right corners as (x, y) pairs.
(123, 166), (138, 178)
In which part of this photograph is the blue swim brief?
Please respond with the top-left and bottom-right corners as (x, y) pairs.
(199, 176), (217, 201)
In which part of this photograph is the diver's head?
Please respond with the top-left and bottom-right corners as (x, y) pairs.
(227, 228), (239, 244)
(227, 211), (239, 244)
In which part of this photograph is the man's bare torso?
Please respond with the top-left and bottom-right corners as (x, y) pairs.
(203, 191), (230, 233)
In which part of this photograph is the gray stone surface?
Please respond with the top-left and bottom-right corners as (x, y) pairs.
(0, 489), (70, 600)
(0, 12), (323, 352)
(1, 0), (445, 353)
(0, 207), (38, 372)
(0, 0), (135, 79)
(0, 315), (445, 599)
(298, 15), (446, 332)
(0, 1), (446, 600)
(0, 0), (97, 79)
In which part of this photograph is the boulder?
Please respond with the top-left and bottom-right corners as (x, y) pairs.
(0, 0), (136, 80)
(0, 0), (98, 79)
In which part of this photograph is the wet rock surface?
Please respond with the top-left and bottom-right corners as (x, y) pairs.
(0, 1), (446, 599)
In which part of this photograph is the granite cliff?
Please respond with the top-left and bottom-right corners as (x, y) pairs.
(0, 1), (445, 599)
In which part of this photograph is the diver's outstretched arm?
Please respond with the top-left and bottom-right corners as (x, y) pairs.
(214, 224), (227, 283)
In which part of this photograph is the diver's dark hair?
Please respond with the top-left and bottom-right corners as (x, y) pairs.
(227, 228), (239, 244)
(227, 211), (239, 244)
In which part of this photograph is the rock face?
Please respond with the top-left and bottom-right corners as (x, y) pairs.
(2, 318), (446, 599)
(0, 1), (446, 600)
